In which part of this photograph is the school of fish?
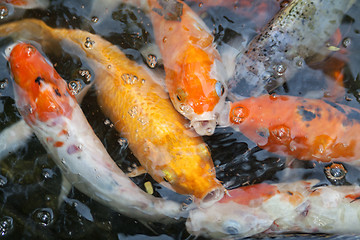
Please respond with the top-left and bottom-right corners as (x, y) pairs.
(0, 0), (360, 239)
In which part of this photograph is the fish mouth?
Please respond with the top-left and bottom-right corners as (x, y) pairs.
(191, 119), (217, 136)
(193, 186), (224, 208)
(201, 187), (224, 206)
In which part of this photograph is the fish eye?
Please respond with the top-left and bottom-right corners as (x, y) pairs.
(162, 170), (174, 183)
(176, 88), (187, 102)
(223, 220), (242, 235)
(215, 81), (225, 97)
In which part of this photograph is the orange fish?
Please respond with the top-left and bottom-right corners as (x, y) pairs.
(146, 0), (228, 136)
(229, 94), (360, 164)
(1, 18), (224, 204)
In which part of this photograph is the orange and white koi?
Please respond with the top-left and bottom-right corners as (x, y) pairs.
(146, 0), (228, 136)
(7, 42), (183, 222)
(187, 179), (360, 238)
(0, 19), (224, 204)
(228, 94), (360, 164)
(227, 0), (355, 101)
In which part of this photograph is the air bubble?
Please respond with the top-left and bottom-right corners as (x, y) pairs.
(280, 0), (290, 8)
(84, 37), (95, 49)
(0, 78), (8, 89)
(117, 137), (128, 147)
(324, 162), (347, 184)
(91, 16), (99, 23)
(78, 69), (91, 84)
(0, 175), (7, 187)
(32, 208), (54, 227)
(41, 168), (54, 180)
(68, 81), (81, 95)
(275, 64), (286, 76)
(128, 106), (138, 117)
(147, 54), (158, 69)
(121, 73), (139, 85)
(0, 5), (8, 19)
(342, 37), (351, 48)
(104, 119), (111, 125)
(0, 216), (13, 236)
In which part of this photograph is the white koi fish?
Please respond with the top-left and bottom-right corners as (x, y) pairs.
(187, 179), (360, 238)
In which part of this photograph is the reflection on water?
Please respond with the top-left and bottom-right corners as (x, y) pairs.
(0, 0), (360, 239)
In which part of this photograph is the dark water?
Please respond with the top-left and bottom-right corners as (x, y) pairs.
(0, 0), (360, 239)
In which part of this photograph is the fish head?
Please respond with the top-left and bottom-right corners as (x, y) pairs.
(7, 42), (73, 124)
(169, 45), (228, 136)
(186, 200), (273, 239)
(153, 140), (225, 207)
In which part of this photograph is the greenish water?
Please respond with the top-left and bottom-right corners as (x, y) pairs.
(0, 0), (360, 239)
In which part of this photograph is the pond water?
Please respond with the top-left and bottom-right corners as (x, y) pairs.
(0, 0), (360, 239)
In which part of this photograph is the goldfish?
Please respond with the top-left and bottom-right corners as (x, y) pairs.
(146, 0), (228, 136)
(7, 42), (184, 222)
(187, 179), (360, 238)
(0, 19), (224, 205)
(227, 0), (356, 101)
(228, 94), (360, 164)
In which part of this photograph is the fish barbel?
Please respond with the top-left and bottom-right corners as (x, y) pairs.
(0, 19), (224, 204)
(187, 179), (360, 238)
(227, 0), (355, 100)
(7, 42), (183, 222)
(228, 94), (360, 164)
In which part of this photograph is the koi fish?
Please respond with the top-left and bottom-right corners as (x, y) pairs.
(8, 42), (184, 222)
(228, 94), (360, 164)
(146, 0), (228, 136)
(0, 19), (224, 204)
(227, 0), (355, 101)
(187, 179), (360, 238)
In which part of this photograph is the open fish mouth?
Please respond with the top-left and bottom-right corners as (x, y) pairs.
(191, 119), (217, 136)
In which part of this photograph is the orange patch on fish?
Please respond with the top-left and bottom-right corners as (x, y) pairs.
(4, 0), (28, 6)
(8, 43), (74, 124)
(220, 183), (278, 207)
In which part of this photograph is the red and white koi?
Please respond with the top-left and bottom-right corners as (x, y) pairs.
(187, 179), (360, 238)
(7, 42), (183, 222)
(228, 94), (360, 164)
